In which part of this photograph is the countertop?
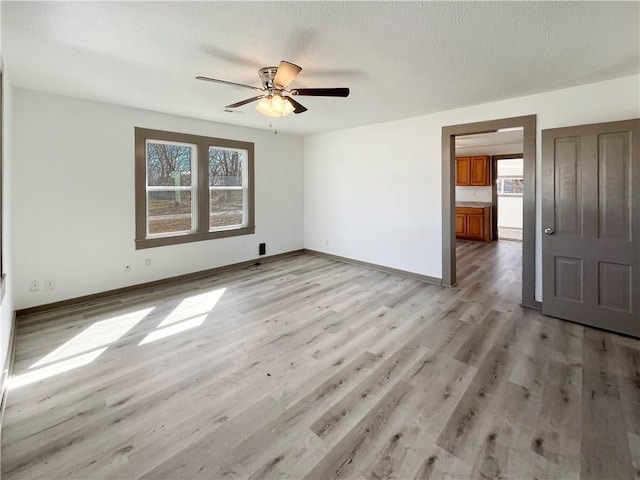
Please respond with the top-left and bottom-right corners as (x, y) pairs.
(455, 201), (492, 208)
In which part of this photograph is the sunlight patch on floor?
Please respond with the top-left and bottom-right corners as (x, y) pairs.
(11, 347), (108, 389)
(138, 315), (207, 346)
(29, 307), (155, 369)
(157, 288), (226, 328)
(138, 287), (226, 345)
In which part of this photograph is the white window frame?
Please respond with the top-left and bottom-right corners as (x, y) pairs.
(145, 139), (198, 238)
(208, 145), (248, 232)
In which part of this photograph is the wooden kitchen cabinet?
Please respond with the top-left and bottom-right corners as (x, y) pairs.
(455, 213), (467, 237)
(466, 213), (485, 239)
(455, 156), (490, 186)
(455, 206), (491, 242)
(455, 157), (471, 186)
(470, 156), (490, 185)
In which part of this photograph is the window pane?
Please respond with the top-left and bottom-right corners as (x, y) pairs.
(503, 179), (514, 193)
(210, 190), (243, 229)
(148, 191), (192, 234)
(147, 142), (193, 187)
(209, 148), (243, 186)
(512, 179), (524, 194)
(497, 177), (524, 195)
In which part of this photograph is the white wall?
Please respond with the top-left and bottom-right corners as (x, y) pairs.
(497, 158), (524, 229)
(305, 118), (437, 275)
(455, 186), (492, 203)
(497, 158), (524, 176)
(498, 197), (523, 229)
(12, 89), (304, 309)
(1, 70), (15, 377)
(304, 74), (640, 301)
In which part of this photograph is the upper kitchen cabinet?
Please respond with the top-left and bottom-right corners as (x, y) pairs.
(455, 157), (471, 185)
(456, 156), (490, 186)
(469, 156), (490, 185)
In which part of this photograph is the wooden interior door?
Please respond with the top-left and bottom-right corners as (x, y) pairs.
(542, 119), (639, 337)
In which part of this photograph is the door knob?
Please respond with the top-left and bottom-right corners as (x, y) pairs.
(544, 227), (554, 235)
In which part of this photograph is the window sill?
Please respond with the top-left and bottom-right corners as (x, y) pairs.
(135, 226), (255, 249)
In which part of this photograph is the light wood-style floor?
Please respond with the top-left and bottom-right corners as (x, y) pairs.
(497, 227), (523, 242)
(2, 242), (639, 479)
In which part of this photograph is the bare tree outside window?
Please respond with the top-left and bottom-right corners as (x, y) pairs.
(147, 143), (193, 186)
(146, 141), (196, 235)
(209, 147), (245, 229)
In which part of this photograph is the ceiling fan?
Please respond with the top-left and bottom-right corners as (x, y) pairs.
(196, 60), (349, 117)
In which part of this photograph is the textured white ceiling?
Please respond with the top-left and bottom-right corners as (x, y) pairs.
(456, 130), (523, 149)
(3, 1), (639, 135)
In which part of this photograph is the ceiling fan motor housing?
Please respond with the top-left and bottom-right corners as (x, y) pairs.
(259, 67), (280, 89)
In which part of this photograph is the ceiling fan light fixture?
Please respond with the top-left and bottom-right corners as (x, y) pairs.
(198, 59), (347, 117)
(271, 93), (285, 113)
(256, 94), (295, 117)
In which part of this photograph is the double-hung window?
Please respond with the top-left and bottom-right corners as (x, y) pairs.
(135, 128), (254, 249)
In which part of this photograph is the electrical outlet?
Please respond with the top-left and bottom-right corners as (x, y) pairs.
(124, 262), (132, 272)
(145, 258), (152, 266)
(259, 243), (266, 256)
(29, 280), (40, 292)
(44, 279), (55, 290)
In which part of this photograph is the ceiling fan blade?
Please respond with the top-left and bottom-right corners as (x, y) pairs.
(196, 76), (263, 92)
(225, 96), (266, 109)
(292, 88), (350, 97)
(286, 96), (308, 114)
(273, 61), (302, 89)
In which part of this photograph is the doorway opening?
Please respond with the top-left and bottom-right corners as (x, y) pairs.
(442, 115), (538, 309)
(495, 156), (524, 241)
(453, 133), (524, 283)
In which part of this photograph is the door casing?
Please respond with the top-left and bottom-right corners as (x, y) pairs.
(441, 114), (538, 309)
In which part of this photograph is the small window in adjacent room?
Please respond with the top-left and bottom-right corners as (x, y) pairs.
(135, 128), (254, 249)
(496, 157), (524, 197)
(496, 177), (524, 195)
